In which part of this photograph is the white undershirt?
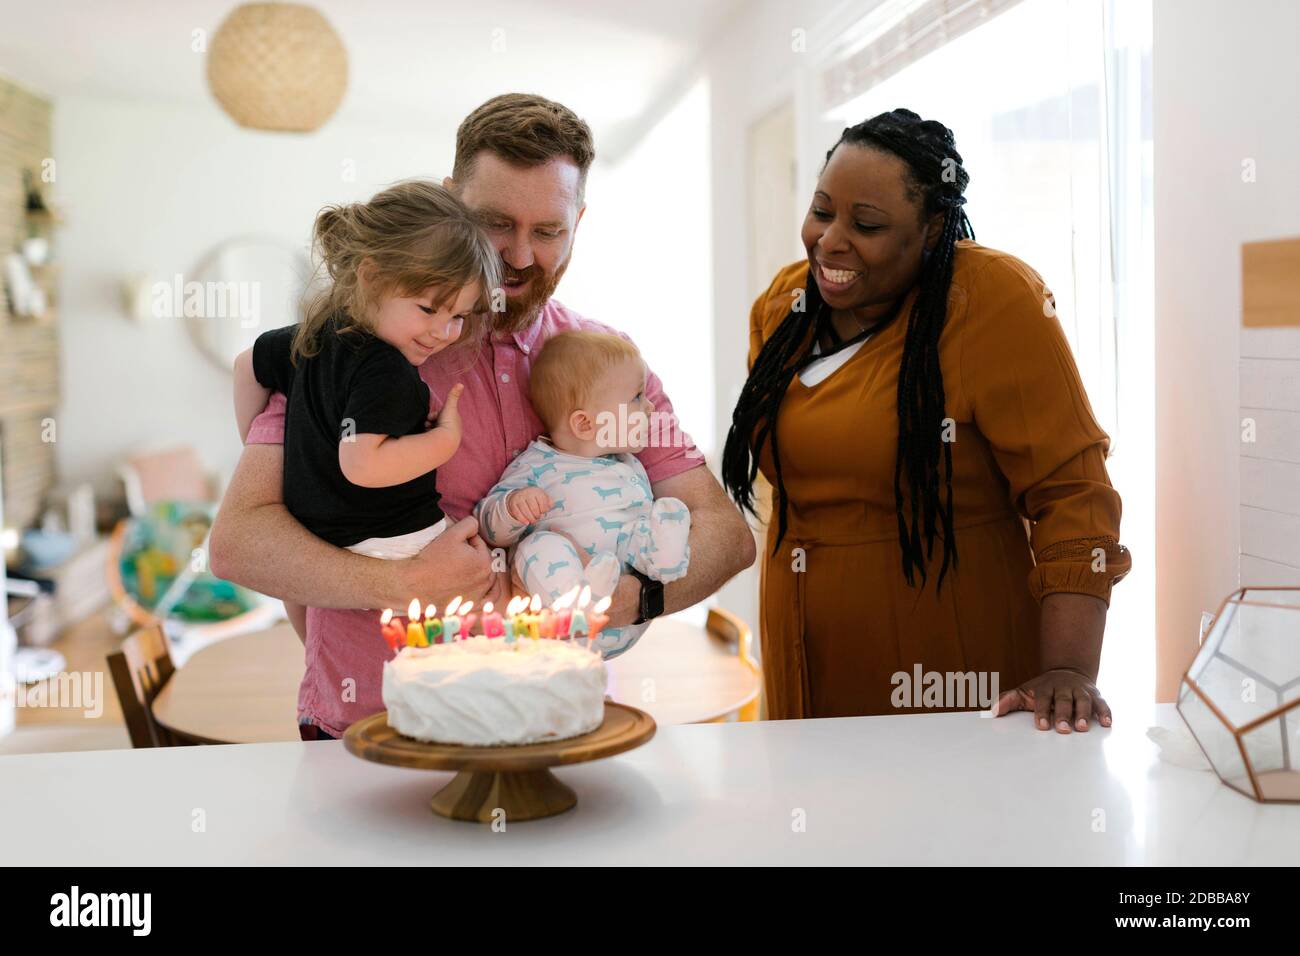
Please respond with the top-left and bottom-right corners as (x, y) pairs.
(798, 334), (872, 387)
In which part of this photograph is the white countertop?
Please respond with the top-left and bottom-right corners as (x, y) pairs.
(2, 704), (1295, 865)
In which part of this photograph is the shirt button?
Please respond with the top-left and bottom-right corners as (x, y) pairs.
(501, 373), (511, 383)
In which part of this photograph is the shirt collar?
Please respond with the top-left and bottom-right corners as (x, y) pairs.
(489, 299), (553, 354)
(511, 307), (548, 355)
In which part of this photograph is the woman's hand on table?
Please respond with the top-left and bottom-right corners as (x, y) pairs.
(993, 668), (1112, 733)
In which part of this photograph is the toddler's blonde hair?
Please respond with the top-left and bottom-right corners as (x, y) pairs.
(293, 179), (501, 363)
(530, 331), (642, 432)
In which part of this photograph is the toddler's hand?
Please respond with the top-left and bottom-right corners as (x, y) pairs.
(507, 487), (552, 524)
(431, 383), (464, 438)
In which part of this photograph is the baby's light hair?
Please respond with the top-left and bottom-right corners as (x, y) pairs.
(530, 331), (642, 432)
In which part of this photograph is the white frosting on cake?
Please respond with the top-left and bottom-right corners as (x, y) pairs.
(382, 636), (607, 746)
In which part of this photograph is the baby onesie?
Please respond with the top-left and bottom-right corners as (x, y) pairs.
(475, 438), (691, 657)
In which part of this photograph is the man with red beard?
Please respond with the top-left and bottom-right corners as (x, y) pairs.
(211, 93), (756, 739)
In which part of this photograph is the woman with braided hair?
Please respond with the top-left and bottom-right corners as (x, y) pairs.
(722, 108), (1131, 731)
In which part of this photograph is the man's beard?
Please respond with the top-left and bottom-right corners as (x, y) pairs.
(496, 251), (571, 334)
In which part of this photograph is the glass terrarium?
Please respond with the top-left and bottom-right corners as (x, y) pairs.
(1178, 587), (1300, 802)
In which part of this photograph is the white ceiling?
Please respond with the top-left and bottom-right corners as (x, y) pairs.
(0, 0), (744, 144)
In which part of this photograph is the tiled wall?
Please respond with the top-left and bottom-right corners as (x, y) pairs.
(0, 77), (58, 531)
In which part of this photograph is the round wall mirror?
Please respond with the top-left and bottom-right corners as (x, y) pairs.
(188, 236), (313, 371)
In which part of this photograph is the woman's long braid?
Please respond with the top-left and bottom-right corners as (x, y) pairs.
(894, 191), (968, 588)
(722, 108), (974, 592)
(725, 281), (829, 548)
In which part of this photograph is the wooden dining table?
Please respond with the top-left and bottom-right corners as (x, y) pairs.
(150, 614), (761, 744)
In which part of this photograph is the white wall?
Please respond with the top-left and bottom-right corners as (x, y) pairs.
(51, 95), (454, 496)
(50, 90), (717, 502)
(560, 79), (715, 455)
(1153, 0), (1300, 699)
(700, 0), (859, 641)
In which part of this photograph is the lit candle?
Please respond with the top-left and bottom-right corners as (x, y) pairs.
(502, 598), (514, 643)
(522, 595), (538, 639)
(423, 604), (442, 644)
(553, 586), (579, 639)
(588, 595), (612, 640)
(527, 594), (542, 639)
(506, 596), (526, 644)
(441, 595), (462, 642)
(380, 608), (405, 652)
(538, 607), (556, 638)
(569, 605), (589, 638)
(406, 598), (426, 647)
(459, 601), (477, 639)
(483, 601), (505, 638)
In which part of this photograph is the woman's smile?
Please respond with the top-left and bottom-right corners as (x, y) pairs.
(815, 259), (864, 296)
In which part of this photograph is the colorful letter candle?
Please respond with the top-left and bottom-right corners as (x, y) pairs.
(569, 606), (589, 638)
(442, 595), (463, 642)
(459, 601), (477, 639)
(506, 596), (527, 644)
(588, 595), (612, 640)
(423, 604), (442, 645)
(553, 586), (579, 638)
(380, 608), (405, 652)
(406, 598), (427, 647)
(483, 602), (505, 639)
(538, 607), (557, 638)
(525, 594), (542, 638)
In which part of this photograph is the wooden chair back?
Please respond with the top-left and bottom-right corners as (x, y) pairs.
(106, 625), (181, 747)
(705, 606), (762, 721)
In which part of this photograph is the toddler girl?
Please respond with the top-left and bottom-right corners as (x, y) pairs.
(234, 180), (501, 639)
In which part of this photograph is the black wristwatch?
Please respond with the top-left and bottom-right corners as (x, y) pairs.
(627, 566), (664, 625)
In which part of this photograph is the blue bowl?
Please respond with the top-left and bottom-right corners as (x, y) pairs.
(20, 530), (78, 570)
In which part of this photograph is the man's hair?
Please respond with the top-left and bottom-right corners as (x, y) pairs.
(453, 93), (596, 199)
(530, 331), (641, 432)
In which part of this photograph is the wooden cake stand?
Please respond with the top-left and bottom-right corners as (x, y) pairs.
(344, 702), (656, 823)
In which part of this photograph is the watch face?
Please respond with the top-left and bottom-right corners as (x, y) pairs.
(634, 573), (664, 624)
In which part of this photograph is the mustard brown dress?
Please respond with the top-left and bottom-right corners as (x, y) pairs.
(749, 240), (1131, 719)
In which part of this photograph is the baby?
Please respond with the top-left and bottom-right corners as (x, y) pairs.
(474, 331), (691, 651)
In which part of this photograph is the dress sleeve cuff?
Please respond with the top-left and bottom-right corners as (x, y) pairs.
(1027, 536), (1132, 606)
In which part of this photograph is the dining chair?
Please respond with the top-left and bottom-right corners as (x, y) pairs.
(705, 606), (762, 722)
(106, 625), (184, 747)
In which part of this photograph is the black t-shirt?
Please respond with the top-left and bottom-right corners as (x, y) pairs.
(252, 318), (444, 547)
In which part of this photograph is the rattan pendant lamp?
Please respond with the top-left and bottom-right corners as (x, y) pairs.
(207, 2), (348, 132)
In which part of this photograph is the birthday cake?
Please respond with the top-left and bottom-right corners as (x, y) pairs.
(382, 635), (608, 747)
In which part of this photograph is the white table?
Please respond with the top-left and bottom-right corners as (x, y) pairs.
(2, 704), (1296, 865)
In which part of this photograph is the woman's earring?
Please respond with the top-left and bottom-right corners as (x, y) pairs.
(922, 246), (933, 266)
